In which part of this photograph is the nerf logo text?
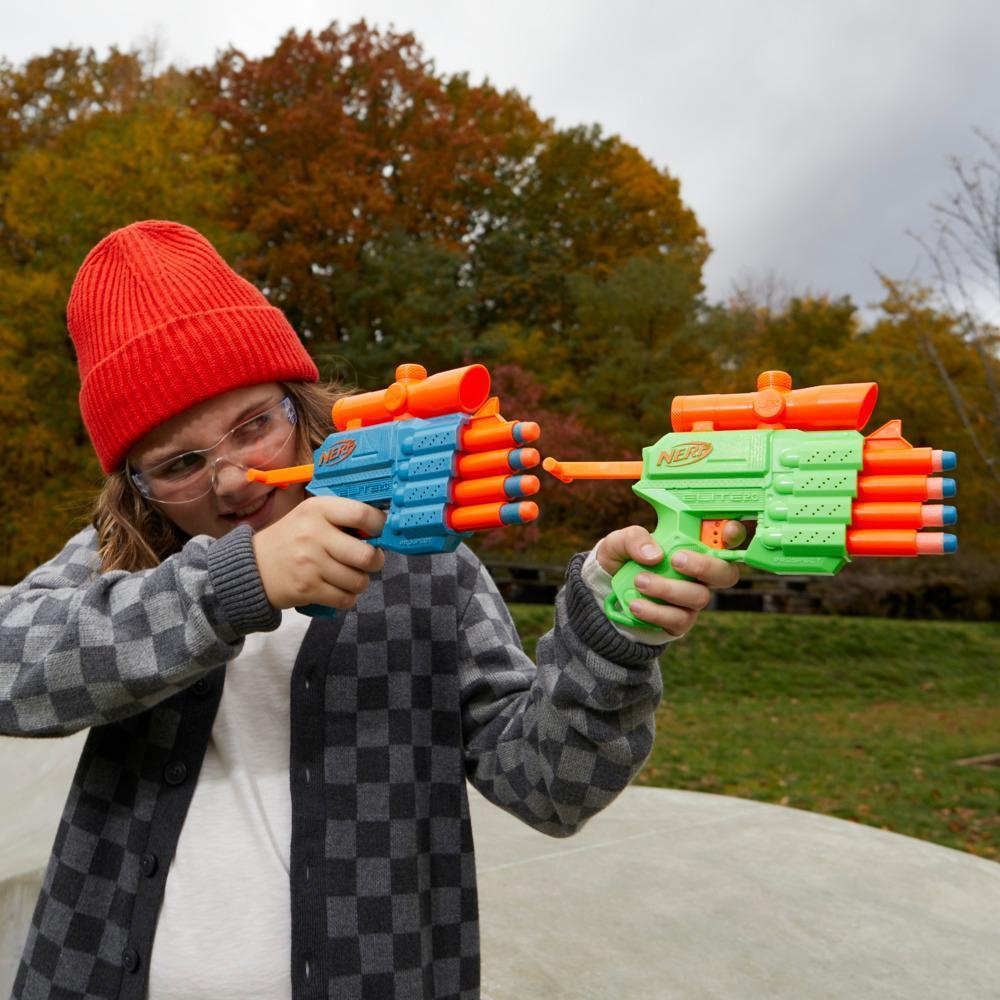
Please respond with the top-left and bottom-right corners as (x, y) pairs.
(318, 439), (358, 467)
(657, 441), (713, 467)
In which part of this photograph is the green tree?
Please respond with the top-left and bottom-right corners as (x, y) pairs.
(324, 230), (474, 382)
(697, 291), (860, 393)
(524, 254), (706, 446)
(471, 126), (708, 334)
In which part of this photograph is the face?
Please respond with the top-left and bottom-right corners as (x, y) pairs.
(127, 383), (309, 540)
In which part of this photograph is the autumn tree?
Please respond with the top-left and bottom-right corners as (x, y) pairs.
(0, 46), (146, 169)
(0, 24), (714, 576)
(188, 22), (545, 378)
(189, 22), (708, 389)
(0, 49), (243, 579)
(696, 291), (859, 391)
(482, 362), (649, 560)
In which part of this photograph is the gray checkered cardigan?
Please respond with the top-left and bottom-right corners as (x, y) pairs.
(1, 524), (666, 1000)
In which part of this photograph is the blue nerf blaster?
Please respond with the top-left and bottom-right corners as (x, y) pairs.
(247, 363), (541, 617)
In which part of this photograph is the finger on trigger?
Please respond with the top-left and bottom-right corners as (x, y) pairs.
(676, 550), (735, 588)
(315, 495), (386, 535)
(322, 530), (380, 573)
(319, 560), (371, 596)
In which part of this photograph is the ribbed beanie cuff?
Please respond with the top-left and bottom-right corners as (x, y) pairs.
(68, 221), (319, 473)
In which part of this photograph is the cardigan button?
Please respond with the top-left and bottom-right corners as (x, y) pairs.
(164, 762), (187, 786)
(191, 677), (211, 697)
(140, 852), (158, 877)
(121, 947), (140, 974)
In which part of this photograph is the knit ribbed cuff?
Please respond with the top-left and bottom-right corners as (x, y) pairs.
(206, 525), (282, 636)
(563, 552), (672, 667)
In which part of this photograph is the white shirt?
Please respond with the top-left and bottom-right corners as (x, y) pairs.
(147, 608), (311, 1000)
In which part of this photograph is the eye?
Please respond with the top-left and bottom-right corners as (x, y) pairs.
(158, 452), (204, 480)
(232, 412), (272, 444)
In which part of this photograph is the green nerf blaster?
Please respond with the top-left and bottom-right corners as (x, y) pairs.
(543, 371), (958, 629)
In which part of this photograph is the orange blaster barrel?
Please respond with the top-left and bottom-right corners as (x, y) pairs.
(447, 501), (540, 532)
(456, 447), (541, 478)
(460, 419), (540, 451)
(851, 503), (957, 529)
(855, 476), (955, 501)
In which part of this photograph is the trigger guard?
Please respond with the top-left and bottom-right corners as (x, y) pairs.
(603, 592), (663, 630)
(604, 592), (635, 627)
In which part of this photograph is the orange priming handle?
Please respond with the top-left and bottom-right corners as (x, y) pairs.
(541, 458), (643, 484)
(247, 464), (314, 487)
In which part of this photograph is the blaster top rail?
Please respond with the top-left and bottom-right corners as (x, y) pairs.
(332, 364), (492, 430)
(670, 370), (879, 433)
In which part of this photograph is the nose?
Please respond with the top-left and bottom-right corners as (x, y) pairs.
(212, 458), (251, 495)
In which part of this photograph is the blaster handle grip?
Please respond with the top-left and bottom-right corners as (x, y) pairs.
(296, 603), (340, 619)
(296, 528), (380, 619)
(605, 503), (741, 629)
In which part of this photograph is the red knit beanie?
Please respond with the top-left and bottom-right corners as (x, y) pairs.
(67, 220), (319, 473)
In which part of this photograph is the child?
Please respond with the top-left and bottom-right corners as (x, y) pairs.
(1, 221), (739, 1000)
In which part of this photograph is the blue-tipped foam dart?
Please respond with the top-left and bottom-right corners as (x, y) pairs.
(508, 448), (536, 471)
(504, 474), (539, 498)
(500, 502), (538, 525)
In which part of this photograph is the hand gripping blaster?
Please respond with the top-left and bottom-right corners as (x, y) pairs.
(247, 363), (540, 617)
(543, 370), (957, 630)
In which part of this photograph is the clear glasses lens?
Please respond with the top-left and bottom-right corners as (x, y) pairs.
(132, 396), (297, 503)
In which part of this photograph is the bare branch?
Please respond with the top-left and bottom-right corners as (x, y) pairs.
(909, 130), (1000, 453)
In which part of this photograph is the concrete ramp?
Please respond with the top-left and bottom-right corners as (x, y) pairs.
(471, 785), (1000, 999)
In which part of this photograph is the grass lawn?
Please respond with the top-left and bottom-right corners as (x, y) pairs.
(507, 605), (1000, 862)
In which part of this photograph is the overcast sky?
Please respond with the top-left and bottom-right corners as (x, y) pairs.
(5, 0), (1000, 318)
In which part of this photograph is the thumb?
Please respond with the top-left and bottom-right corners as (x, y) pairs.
(595, 527), (664, 576)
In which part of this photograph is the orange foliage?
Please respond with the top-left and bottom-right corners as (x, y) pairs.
(190, 22), (545, 340)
